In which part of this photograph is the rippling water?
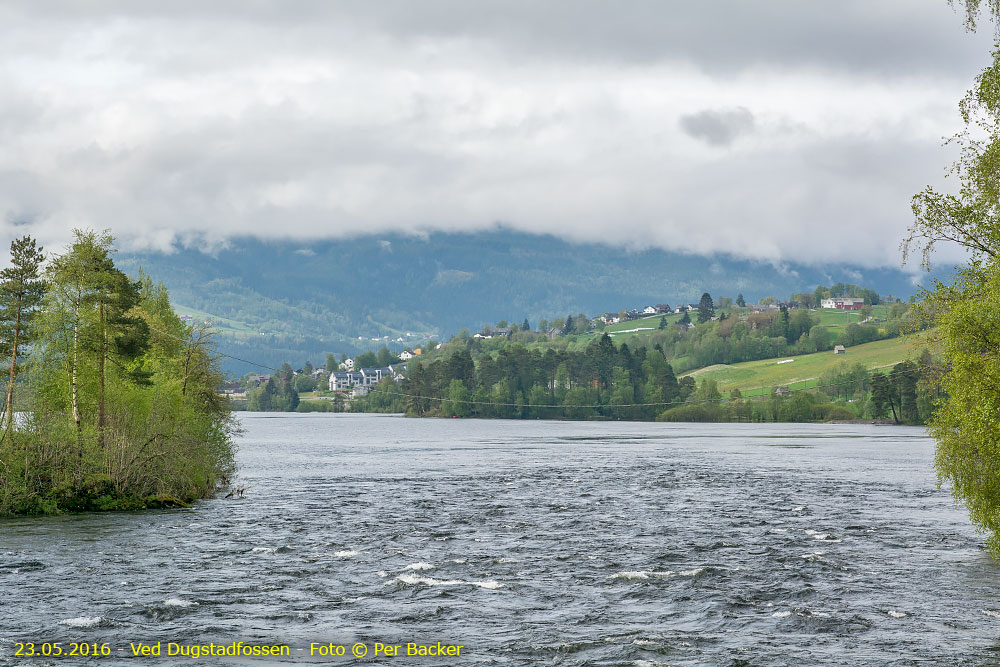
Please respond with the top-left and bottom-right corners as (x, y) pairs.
(2, 414), (1000, 665)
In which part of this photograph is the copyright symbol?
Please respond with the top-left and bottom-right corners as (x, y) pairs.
(352, 643), (367, 657)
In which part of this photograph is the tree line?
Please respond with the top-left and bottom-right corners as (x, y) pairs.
(386, 335), (941, 423)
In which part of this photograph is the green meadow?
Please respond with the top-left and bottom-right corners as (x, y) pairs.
(683, 331), (930, 397)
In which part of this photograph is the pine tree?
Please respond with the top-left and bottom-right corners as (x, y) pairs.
(736, 293), (746, 308)
(0, 236), (45, 436)
(658, 316), (667, 329)
(522, 318), (531, 331)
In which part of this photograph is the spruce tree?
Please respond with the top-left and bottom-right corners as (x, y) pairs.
(697, 292), (714, 323)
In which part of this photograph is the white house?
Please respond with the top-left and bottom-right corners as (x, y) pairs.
(643, 306), (657, 315)
(399, 350), (414, 361)
(339, 358), (355, 371)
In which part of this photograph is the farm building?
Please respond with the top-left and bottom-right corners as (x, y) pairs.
(821, 297), (865, 310)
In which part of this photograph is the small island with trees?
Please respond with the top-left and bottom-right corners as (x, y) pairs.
(0, 230), (237, 516)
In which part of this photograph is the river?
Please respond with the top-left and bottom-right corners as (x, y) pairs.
(1, 414), (998, 665)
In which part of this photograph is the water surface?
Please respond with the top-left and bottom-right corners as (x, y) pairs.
(2, 414), (998, 665)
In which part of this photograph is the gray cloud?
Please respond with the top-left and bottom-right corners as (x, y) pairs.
(680, 108), (755, 147)
(4, 1), (985, 76)
(0, 0), (989, 270)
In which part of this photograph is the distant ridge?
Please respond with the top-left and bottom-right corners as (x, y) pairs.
(118, 230), (935, 374)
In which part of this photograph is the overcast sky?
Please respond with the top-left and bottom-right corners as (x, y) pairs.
(0, 1), (993, 269)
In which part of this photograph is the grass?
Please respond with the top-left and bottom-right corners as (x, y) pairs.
(603, 313), (673, 333)
(682, 331), (931, 397)
(602, 311), (698, 335)
(813, 305), (891, 333)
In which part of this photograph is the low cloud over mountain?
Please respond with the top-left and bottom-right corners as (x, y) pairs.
(0, 1), (990, 270)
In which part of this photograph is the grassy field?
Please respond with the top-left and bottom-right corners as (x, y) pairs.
(814, 305), (891, 333)
(682, 331), (931, 397)
(602, 312), (678, 334)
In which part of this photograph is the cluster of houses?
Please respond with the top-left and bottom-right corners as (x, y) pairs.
(473, 327), (512, 339)
(596, 304), (685, 325)
(329, 366), (404, 397)
(337, 352), (417, 372)
(233, 360), (406, 399)
(359, 332), (425, 343)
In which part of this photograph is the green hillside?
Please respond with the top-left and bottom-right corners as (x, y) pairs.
(118, 231), (931, 374)
(683, 331), (931, 397)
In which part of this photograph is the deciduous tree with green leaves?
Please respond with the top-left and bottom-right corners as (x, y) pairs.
(908, 12), (1000, 557)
